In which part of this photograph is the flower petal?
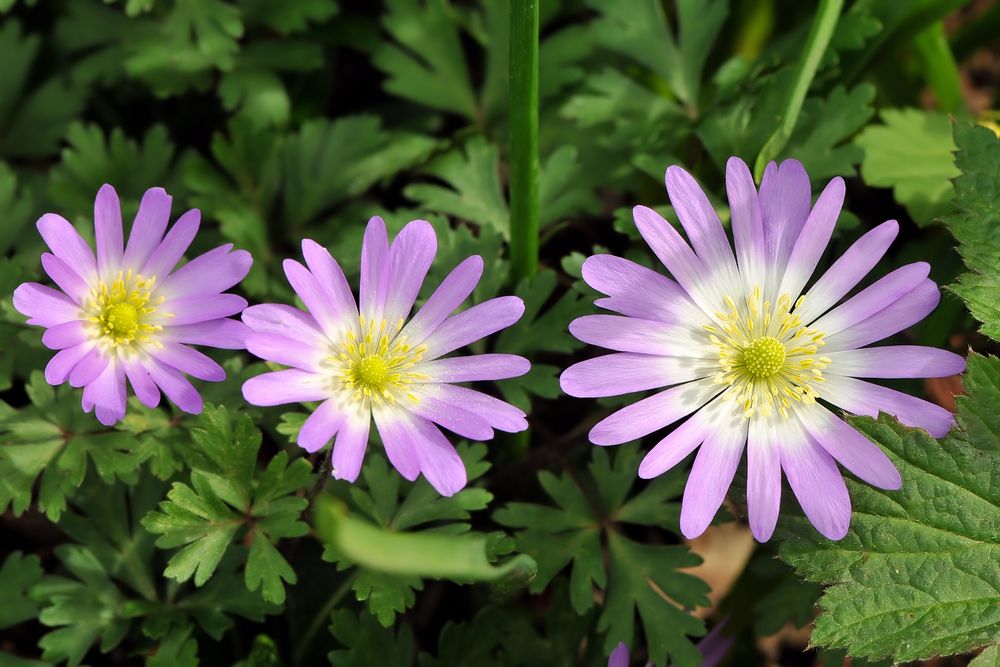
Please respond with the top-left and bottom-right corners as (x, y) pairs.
(419, 384), (527, 433)
(560, 353), (714, 398)
(241, 303), (326, 346)
(384, 219), (437, 326)
(331, 410), (370, 482)
(160, 245), (252, 299)
(42, 320), (88, 350)
(160, 294), (248, 326)
(360, 216), (390, 322)
(824, 346), (965, 379)
(69, 347), (110, 388)
(811, 262), (930, 336)
(667, 165), (739, 283)
(589, 378), (722, 446)
(13, 282), (81, 327)
(778, 177), (845, 300)
(372, 404), (420, 481)
(37, 213), (97, 281)
(123, 358), (160, 409)
(582, 254), (702, 323)
(45, 343), (93, 385)
(608, 643), (629, 667)
(797, 404), (901, 489)
(283, 259), (350, 338)
(164, 319), (249, 350)
(781, 432), (851, 540)
(401, 255), (483, 345)
(726, 157), (767, 289)
(747, 418), (781, 542)
(797, 220), (898, 323)
(823, 279), (940, 352)
(301, 239), (359, 336)
(242, 369), (329, 406)
(298, 399), (347, 453)
(408, 390), (494, 440)
(245, 332), (324, 371)
(425, 296), (524, 358)
(123, 187), (172, 269)
(633, 205), (715, 310)
(680, 401), (747, 538)
(409, 416), (467, 496)
(42, 253), (90, 303)
(568, 315), (709, 357)
(142, 209), (200, 280)
(819, 373), (954, 438)
(411, 354), (529, 383)
(90, 362), (127, 426)
(759, 159), (811, 271)
(150, 342), (226, 381)
(147, 356), (203, 414)
(637, 402), (715, 479)
(94, 184), (124, 277)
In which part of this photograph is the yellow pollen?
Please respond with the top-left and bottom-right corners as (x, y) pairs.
(741, 337), (785, 379)
(352, 354), (390, 391)
(87, 270), (164, 347)
(708, 287), (830, 419)
(330, 316), (428, 406)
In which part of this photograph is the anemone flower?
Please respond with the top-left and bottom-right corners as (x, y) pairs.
(241, 216), (529, 496)
(13, 185), (252, 426)
(560, 158), (965, 541)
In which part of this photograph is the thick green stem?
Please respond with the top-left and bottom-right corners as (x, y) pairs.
(508, 0), (540, 283)
(754, 0), (843, 179)
(913, 22), (965, 114)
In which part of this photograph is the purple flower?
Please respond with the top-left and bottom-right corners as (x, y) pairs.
(241, 216), (529, 496)
(608, 618), (733, 666)
(561, 158), (966, 541)
(13, 185), (252, 426)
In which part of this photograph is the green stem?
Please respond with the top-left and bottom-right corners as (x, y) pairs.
(753, 0), (843, 179)
(293, 572), (358, 666)
(508, 0), (540, 283)
(913, 22), (965, 114)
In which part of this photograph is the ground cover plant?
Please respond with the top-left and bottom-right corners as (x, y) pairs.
(1, 0), (999, 665)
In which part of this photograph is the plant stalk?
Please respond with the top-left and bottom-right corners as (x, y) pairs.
(508, 0), (540, 282)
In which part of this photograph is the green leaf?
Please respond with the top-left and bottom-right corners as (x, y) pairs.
(585, 0), (728, 113)
(941, 123), (1000, 341)
(495, 271), (590, 410)
(47, 123), (177, 221)
(0, 372), (147, 521)
(241, 0), (338, 34)
(281, 116), (437, 227)
(0, 552), (44, 629)
(373, 0), (477, 119)
(854, 108), (960, 225)
(404, 137), (509, 238)
(0, 21), (85, 158)
(322, 444), (494, 625)
(327, 609), (415, 667)
(142, 405), (313, 603)
(784, 84), (875, 182)
(495, 446), (710, 667)
(778, 353), (1000, 663)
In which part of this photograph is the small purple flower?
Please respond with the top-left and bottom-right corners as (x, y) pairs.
(13, 185), (252, 426)
(241, 216), (529, 496)
(561, 158), (966, 541)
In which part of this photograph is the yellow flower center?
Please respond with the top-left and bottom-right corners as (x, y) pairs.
(330, 315), (428, 406)
(87, 270), (164, 347)
(706, 287), (830, 419)
(740, 337), (786, 379)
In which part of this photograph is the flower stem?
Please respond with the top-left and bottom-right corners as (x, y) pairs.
(293, 572), (358, 666)
(508, 0), (540, 283)
(913, 22), (965, 114)
(753, 0), (843, 179)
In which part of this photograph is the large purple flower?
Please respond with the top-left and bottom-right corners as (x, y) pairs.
(13, 185), (252, 426)
(241, 216), (529, 496)
(560, 158), (965, 541)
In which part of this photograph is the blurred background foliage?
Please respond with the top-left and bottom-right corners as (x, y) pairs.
(0, 0), (998, 666)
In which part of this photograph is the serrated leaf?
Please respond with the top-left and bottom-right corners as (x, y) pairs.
(327, 609), (415, 667)
(495, 446), (710, 667)
(942, 123), (1000, 341)
(47, 123), (177, 221)
(241, 0), (338, 34)
(0, 552), (44, 629)
(785, 84), (875, 182)
(854, 108), (960, 225)
(142, 405), (314, 601)
(778, 353), (1000, 663)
